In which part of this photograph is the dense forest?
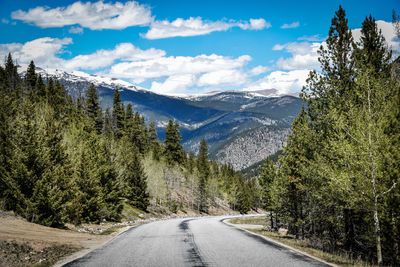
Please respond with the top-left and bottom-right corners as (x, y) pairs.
(257, 7), (400, 265)
(1, 4), (399, 266)
(0, 54), (262, 227)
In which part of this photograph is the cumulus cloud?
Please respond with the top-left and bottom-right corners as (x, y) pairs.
(0, 37), (72, 68)
(107, 54), (251, 82)
(69, 26), (83, 34)
(273, 42), (320, 70)
(10, 1), (271, 40)
(151, 74), (196, 95)
(11, 1), (152, 30)
(197, 69), (247, 86)
(297, 34), (325, 42)
(143, 17), (270, 39)
(238, 18), (271, 30)
(0, 38), (166, 74)
(281, 22), (300, 29)
(65, 43), (165, 71)
(245, 70), (310, 93)
(249, 65), (271, 76)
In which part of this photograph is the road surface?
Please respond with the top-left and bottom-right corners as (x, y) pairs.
(64, 216), (329, 267)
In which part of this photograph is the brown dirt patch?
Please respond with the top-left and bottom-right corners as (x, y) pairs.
(0, 211), (122, 267)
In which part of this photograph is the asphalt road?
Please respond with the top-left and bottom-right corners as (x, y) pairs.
(64, 216), (329, 267)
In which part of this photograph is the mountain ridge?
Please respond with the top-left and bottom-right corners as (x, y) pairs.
(22, 67), (302, 171)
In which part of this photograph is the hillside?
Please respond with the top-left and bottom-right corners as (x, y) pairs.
(211, 126), (290, 170)
(27, 68), (302, 171)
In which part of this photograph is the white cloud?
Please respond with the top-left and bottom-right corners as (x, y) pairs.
(11, 1), (152, 30)
(0, 37), (72, 68)
(272, 44), (286, 51)
(250, 18), (271, 30)
(143, 17), (270, 39)
(107, 54), (251, 82)
(281, 22), (300, 29)
(151, 74), (196, 95)
(274, 20), (399, 72)
(143, 17), (230, 39)
(273, 42), (320, 70)
(297, 34), (325, 42)
(245, 70), (310, 93)
(0, 38), (165, 73)
(238, 18), (271, 30)
(2, 18), (9, 24)
(69, 26), (83, 34)
(65, 43), (165, 71)
(249, 65), (271, 76)
(197, 69), (247, 86)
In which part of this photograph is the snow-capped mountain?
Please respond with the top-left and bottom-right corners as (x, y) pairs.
(27, 68), (303, 171)
(33, 67), (141, 92)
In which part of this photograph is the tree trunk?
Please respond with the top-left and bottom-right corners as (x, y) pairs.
(344, 208), (355, 253)
(372, 191), (382, 265)
(367, 86), (383, 265)
(270, 211), (274, 230)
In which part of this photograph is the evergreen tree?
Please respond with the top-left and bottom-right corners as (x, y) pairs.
(112, 88), (124, 138)
(163, 120), (183, 165)
(236, 177), (251, 214)
(35, 75), (46, 100)
(4, 53), (20, 96)
(123, 144), (149, 211)
(24, 61), (37, 100)
(353, 15), (392, 75)
(103, 105), (113, 135)
(96, 139), (122, 221)
(148, 121), (161, 160)
(197, 139), (210, 213)
(85, 84), (103, 134)
(187, 152), (196, 174)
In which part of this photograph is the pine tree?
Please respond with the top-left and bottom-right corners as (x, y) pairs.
(85, 84), (103, 134)
(259, 158), (277, 228)
(4, 53), (21, 96)
(123, 145), (149, 211)
(354, 15), (392, 75)
(24, 60), (37, 100)
(35, 75), (46, 100)
(197, 139), (210, 213)
(148, 121), (161, 160)
(112, 89), (125, 138)
(236, 177), (251, 214)
(319, 5), (355, 99)
(103, 105), (113, 135)
(97, 139), (122, 221)
(163, 120), (184, 165)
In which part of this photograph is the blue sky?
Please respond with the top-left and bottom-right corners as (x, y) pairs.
(0, 0), (398, 95)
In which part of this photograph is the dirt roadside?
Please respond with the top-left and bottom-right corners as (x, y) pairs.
(0, 211), (134, 267)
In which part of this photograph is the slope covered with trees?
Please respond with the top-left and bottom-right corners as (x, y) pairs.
(257, 7), (400, 265)
(0, 55), (258, 227)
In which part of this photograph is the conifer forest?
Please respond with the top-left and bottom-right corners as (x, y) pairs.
(0, 5), (400, 266)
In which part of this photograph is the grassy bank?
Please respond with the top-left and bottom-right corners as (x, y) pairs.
(230, 216), (377, 267)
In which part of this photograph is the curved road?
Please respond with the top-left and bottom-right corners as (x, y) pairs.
(65, 216), (328, 267)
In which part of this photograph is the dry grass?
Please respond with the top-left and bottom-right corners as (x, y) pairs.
(230, 216), (377, 267)
(0, 211), (126, 267)
(229, 216), (268, 225)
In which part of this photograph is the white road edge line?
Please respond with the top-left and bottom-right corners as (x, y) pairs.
(222, 218), (338, 267)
